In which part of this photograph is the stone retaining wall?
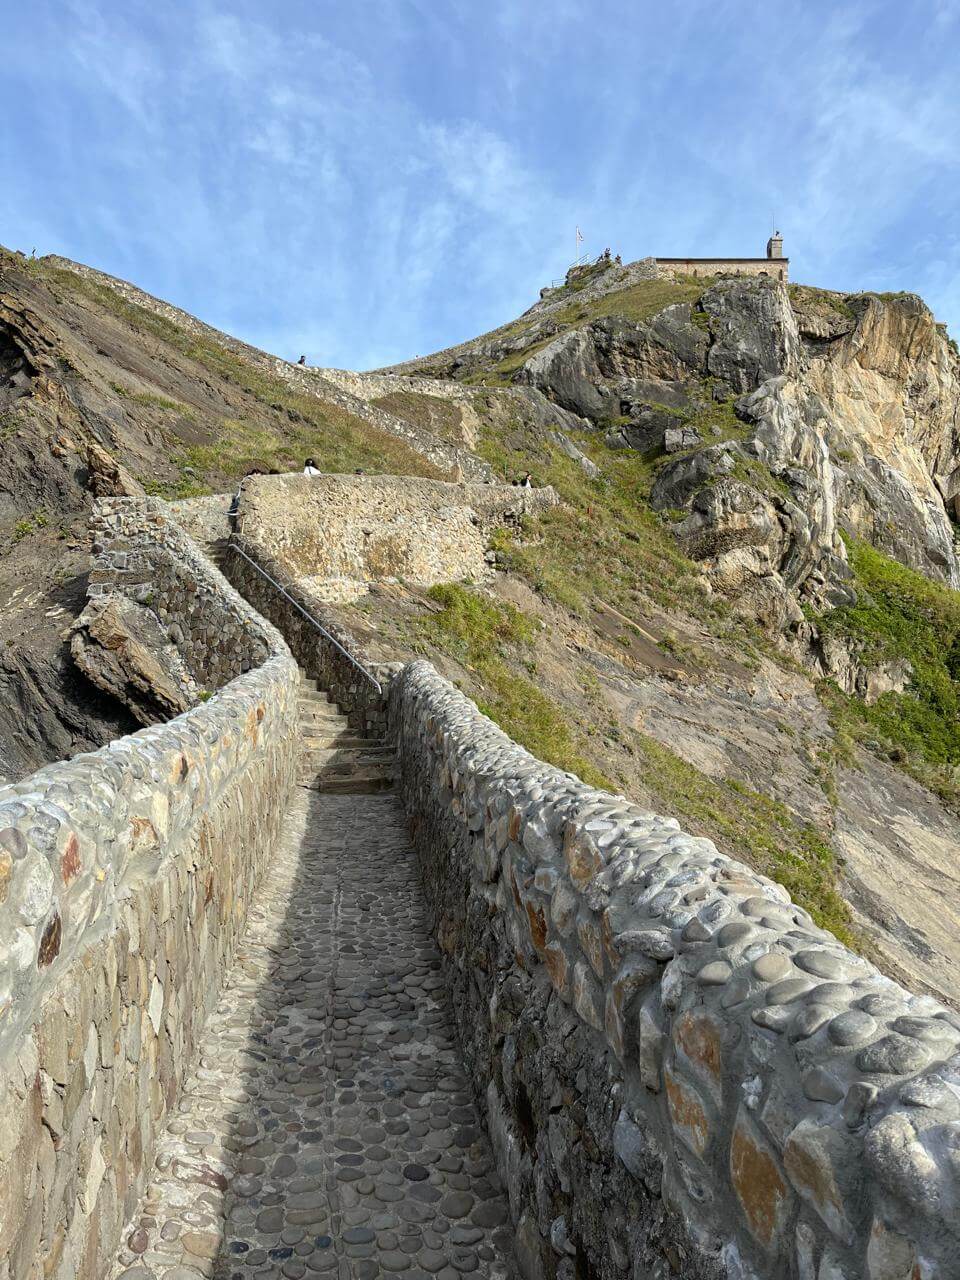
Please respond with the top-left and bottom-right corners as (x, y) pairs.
(225, 533), (394, 737)
(392, 660), (960, 1280)
(235, 472), (556, 594)
(0, 503), (300, 1280)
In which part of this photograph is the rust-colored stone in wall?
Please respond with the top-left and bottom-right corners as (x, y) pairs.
(673, 1009), (722, 1095)
(730, 1109), (792, 1251)
(543, 941), (570, 997)
(664, 1064), (711, 1157)
(524, 897), (548, 953)
(783, 1118), (853, 1244)
(60, 834), (81, 886)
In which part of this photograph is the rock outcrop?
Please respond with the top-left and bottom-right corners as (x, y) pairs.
(491, 274), (960, 629)
(69, 594), (198, 723)
(84, 439), (145, 498)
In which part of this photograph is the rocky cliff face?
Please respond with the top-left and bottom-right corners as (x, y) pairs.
(0, 246), (450, 780)
(501, 278), (960, 635)
(367, 264), (960, 1004)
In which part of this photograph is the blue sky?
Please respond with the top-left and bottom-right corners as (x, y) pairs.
(3, 0), (959, 368)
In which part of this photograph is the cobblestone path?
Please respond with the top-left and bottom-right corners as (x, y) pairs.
(110, 791), (514, 1280)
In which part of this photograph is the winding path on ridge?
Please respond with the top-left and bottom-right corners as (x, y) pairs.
(108, 781), (515, 1280)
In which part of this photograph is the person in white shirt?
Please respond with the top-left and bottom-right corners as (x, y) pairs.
(303, 458), (321, 477)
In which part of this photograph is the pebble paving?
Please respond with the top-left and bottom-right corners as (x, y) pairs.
(111, 790), (514, 1280)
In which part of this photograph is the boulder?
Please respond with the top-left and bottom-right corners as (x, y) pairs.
(70, 595), (199, 724)
(85, 440), (145, 498)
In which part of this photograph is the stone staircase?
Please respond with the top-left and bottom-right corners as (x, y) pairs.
(203, 539), (394, 794)
(206, 536), (232, 574)
(298, 672), (394, 793)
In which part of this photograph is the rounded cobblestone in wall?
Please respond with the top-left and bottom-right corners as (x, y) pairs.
(389, 659), (960, 1279)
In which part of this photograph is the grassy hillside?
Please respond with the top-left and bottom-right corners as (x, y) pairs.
(406, 274), (710, 385)
(814, 534), (960, 808)
(21, 258), (441, 496)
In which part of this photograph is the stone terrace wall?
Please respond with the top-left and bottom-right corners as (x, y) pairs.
(226, 533), (395, 737)
(236, 472), (556, 591)
(655, 259), (789, 283)
(392, 661), (960, 1280)
(0, 502), (300, 1280)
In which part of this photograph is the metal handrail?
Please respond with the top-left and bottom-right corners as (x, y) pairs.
(228, 541), (383, 696)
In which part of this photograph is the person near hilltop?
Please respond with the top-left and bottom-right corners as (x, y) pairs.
(303, 457), (321, 477)
(297, 354), (306, 365)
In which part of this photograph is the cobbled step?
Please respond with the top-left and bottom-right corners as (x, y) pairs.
(298, 688), (333, 704)
(293, 665), (395, 791)
(300, 756), (395, 777)
(298, 706), (347, 725)
(300, 771), (396, 794)
(302, 733), (377, 749)
(301, 750), (394, 770)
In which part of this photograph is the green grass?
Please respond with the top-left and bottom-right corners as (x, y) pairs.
(417, 583), (613, 789)
(811, 535), (960, 800)
(788, 283), (856, 323)
(552, 274), (711, 328)
(109, 383), (193, 415)
(10, 508), (49, 543)
(632, 733), (856, 945)
(473, 405), (719, 622)
(141, 473), (213, 501)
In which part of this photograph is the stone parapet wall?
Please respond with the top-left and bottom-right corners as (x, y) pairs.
(164, 493), (234, 548)
(87, 498), (269, 688)
(391, 660), (960, 1279)
(0, 502), (300, 1279)
(236, 472), (556, 592)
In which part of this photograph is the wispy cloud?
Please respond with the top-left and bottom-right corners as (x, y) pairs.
(2, 0), (959, 365)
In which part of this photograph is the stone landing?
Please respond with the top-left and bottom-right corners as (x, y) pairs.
(108, 792), (514, 1280)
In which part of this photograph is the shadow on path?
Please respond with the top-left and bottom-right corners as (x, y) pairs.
(110, 790), (514, 1280)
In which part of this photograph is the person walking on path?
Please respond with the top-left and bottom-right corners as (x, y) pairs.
(303, 457), (321, 477)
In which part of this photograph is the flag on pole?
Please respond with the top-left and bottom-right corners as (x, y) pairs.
(576, 226), (583, 242)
